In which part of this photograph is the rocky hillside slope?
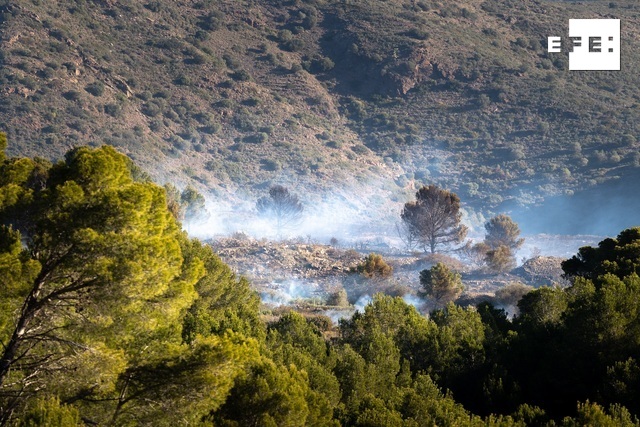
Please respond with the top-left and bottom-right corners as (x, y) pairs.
(1, 0), (639, 227)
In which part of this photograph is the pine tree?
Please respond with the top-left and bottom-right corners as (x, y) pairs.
(256, 185), (303, 238)
(484, 214), (525, 251)
(0, 143), (257, 424)
(401, 185), (467, 253)
(419, 263), (464, 307)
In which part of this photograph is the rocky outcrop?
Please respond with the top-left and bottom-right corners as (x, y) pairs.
(513, 256), (568, 287)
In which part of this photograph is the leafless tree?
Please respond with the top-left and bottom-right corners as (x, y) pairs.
(395, 220), (419, 252)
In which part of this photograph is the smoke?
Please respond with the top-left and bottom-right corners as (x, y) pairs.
(260, 279), (317, 306)
(402, 294), (426, 311)
(509, 171), (640, 236)
(179, 162), (636, 326)
(353, 294), (373, 312)
(182, 201), (234, 238)
(183, 184), (403, 243)
(495, 303), (518, 320)
(518, 234), (601, 259)
(323, 309), (355, 324)
(318, 294), (432, 325)
(260, 291), (292, 306)
(316, 295), (372, 326)
(181, 164), (624, 261)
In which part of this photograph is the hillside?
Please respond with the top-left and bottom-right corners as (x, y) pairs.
(1, 0), (639, 231)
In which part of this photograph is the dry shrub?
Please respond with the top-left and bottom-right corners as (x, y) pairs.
(355, 253), (393, 278)
(326, 287), (349, 307)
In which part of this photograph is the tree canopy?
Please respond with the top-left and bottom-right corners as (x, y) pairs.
(400, 185), (467, 253)
(419, 262), (464, 307)
(484, 214), (525, 251)
(486, 245), (517, 273)
(256, 185), (304, 238)
(483, 215), (523, 273)
(355, 253), (393, 279)
(0, 142), (260, 425)
(562, 227), (640, 281)
(3, 136), (640, 426)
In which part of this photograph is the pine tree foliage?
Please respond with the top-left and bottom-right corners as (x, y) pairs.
(3, 135), (640, 425)
(484, 214), (525, 251)
(419, 262), (464, 307)
(401, 185), (467, 253)
(483, 215), (523, 273)
(486, 245), (517, 273)
(355, 253), (393, 278)
(0, 141), (258, 425)
(562, 228), (640, 281)
(256, 185), (303, 237)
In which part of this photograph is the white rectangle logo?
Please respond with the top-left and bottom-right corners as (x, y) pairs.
(569, 19), (620, 71)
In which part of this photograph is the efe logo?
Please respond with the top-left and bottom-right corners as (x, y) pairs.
(547, 19), (620, 71)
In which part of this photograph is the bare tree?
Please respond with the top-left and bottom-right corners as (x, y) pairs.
(395, 220), (419, 252)
(256, 185), (303, 237)
(400, 185), (467, 253)
(459, 240), (490, 269)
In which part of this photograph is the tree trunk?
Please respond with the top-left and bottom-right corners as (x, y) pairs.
(0, 281), (43, 388)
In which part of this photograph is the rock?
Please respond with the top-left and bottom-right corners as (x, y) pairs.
(513, 256), (568, 287)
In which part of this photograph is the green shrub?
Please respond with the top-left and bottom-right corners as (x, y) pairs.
(406, 28), (429, 40)
(142, 103), (162, 117)
(419, 262), (464, 306)
(231, 70), (252, 82)
(173, 74), (192, 86)
(85, 81), (105, 96)
(327, 288), (349, 307)
(199, 11), (223, 31)
(282, 39), (305, 52)
(261, 159), (281, 171)
(63, 90), (82, 101)
(310, 56), (335, 73)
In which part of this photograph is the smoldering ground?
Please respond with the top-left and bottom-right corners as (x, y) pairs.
(174, 166), (634, 325)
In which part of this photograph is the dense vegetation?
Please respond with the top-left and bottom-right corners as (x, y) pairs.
(1, 0), (640, 221)
(2, 142), (640, 425)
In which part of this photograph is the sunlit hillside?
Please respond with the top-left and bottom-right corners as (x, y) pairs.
(1, 0), (640, 235)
